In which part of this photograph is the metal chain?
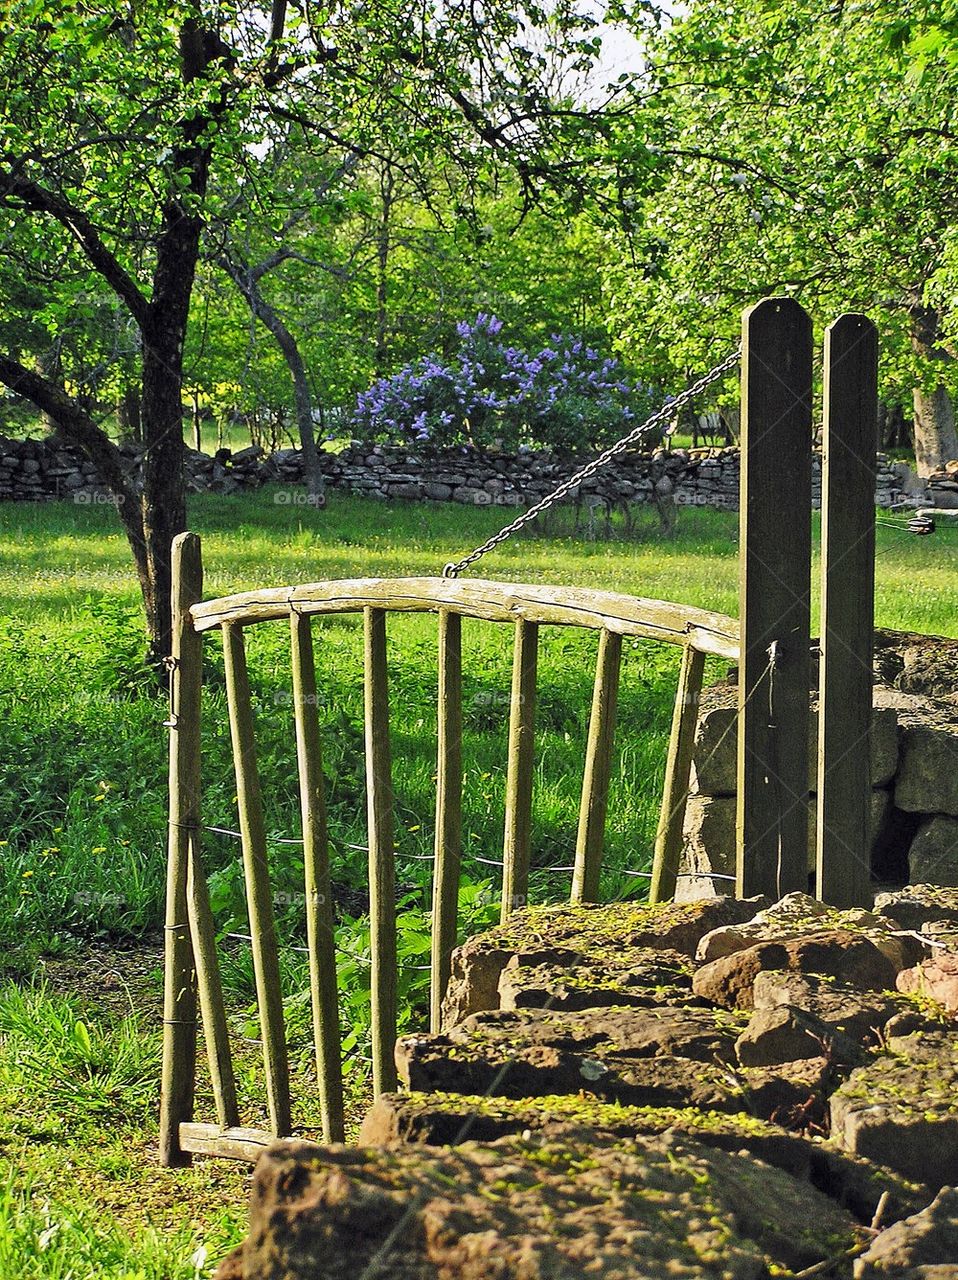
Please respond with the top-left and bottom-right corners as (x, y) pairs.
(442, 348), (742, 578)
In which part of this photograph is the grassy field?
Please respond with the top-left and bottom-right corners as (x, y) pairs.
(0, 489), (955, 1278)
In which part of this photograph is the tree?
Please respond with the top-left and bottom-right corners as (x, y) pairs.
(215, 149), (361, 503)
(0, 0), (651, 658)
(604, 0), (958, 473)
(0, 2), (252, 660)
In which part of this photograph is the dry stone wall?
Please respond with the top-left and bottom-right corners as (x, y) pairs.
(678, 643), (958, 898)
(217, 890), (958, 1279)
(0, 434), (939, 511)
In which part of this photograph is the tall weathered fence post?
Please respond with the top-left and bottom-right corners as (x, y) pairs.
(159, 533), (203, 1166)
(222, 622), (293, 1138)
(737, 299), (814, 899)
(649, 644), (706, 905)
(364, 606), (398, 1096)
(817, 315), (878, 906)
(501, 619), (538, 922)
(572, 629), (623, 905)
(290, 611), (345, 1140)
(431, 609), (463, 1033)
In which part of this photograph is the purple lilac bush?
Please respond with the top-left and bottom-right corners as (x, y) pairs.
(352, 315), (656, 452)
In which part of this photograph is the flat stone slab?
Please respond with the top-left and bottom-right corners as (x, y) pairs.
(830, 1031), (958, 1187)
(874, 885), (958, 932)
(897, 954), (958, 1012)
(751, 971), (909, 1049)
(360, 1092), (926, 1226)
(909, 815), (958, 887)
(735, 1005), (869, 1068)
(692, 931), (903, 1010)
(497, 947), (697, 1012)
(216, 1132), (858, 1279)
(398, 1005), (745, 1107)
(696, 892), (921, 967)
(895, 718), (958, 817)
(855, 1186), (958, 1278)
(396, 1004), (835, 1122)
(442, 896), (768, 1028)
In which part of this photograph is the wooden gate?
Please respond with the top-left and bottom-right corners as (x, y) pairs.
(159, 299), (880, 1165)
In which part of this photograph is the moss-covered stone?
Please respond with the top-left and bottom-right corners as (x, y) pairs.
(221, 1131), (859, 1279)
(831, 1031), (958, 1187)
(498, 947), (698, 1012)
(441, 896), (769, 1029)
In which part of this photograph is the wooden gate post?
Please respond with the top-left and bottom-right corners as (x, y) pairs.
(159, 533), (203, 1166)
(364, 607), (398, 1096)
(737, 299), (814, 899)
(817, 314), (878, 906)
(431, 609), (463, 1033)
(649, 644), (706, 905)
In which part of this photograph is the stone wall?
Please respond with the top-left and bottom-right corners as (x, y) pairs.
(0, 434), (945, 511)
(678, 648), (958, 898)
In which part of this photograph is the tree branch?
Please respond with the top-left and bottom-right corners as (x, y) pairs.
(0, 352), (142, 508)
(0, 170), (151, 329)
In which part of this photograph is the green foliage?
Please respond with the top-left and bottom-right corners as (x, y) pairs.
(602, 0), (958, 404)
(0, 983), (157, 1125)
(1, 0), (651, 441)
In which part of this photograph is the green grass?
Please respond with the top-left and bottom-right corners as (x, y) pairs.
(0, 488), (955, 1276)
(0, 977), (250, 1279)
(0, 489), (953, 956)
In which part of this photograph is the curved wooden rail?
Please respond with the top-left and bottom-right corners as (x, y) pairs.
(190, 576), (740, 661)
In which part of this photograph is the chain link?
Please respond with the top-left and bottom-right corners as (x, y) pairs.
(442, 348), (742, 578)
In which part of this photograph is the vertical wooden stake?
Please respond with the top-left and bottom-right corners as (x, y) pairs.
(817, 314), (878, 907)
(364, 607), (397, 1096)
(572, 629), (622, 904)
(501, 619), (538, 923)
(290, 611), (345, 1140)
(186, 848), (240, 1133)
(160, 533), (202, 1166)
(649, 644), (706, 905)
(737, 298), (814, 899)
(431, 610), (463, 1033)
(222, 622), (292, 1138)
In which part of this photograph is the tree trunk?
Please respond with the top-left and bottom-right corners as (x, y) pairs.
(222, 257), (325, 505)
(117, 385), (143, 444)
(375, 168), (393, 375)
(912, 385), (958, 476)
(909, 303), (958, 477)
(140, 331), (188, 663)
